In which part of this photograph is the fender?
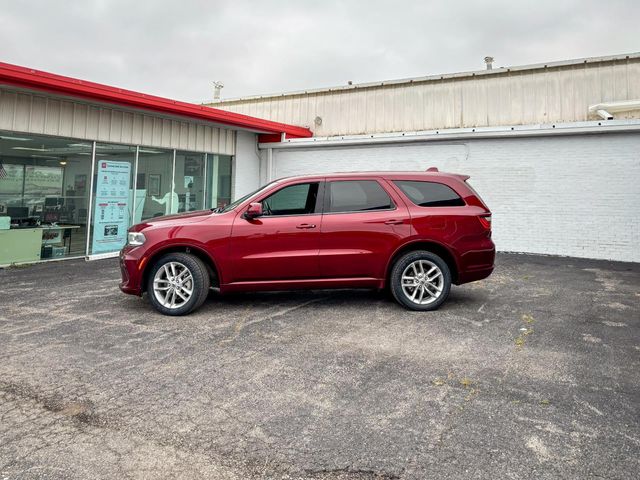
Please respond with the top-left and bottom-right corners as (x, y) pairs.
(140, 240), (223, 287)
(384, 237), (462, 285)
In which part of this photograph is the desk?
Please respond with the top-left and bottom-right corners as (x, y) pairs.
(40, 224), (82, 255)
(0, 228), (42, 264)
(0, 225), (82, 265)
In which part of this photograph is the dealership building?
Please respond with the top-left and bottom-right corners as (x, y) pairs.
(0, 52), (639, 265)
(0, 61), (311, 265)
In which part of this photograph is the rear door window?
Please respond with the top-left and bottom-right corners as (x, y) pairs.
(325, 180), (394, 213)
(394, 180), (465, 207)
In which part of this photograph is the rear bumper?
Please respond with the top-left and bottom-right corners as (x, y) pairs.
(457, 265), (494, 284)
(456, 240), (496, 285)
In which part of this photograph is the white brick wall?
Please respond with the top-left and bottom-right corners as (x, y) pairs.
(269, 133), (640, 262)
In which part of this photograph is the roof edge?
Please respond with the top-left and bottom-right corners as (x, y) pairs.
(258, 120), (640, 148)
(0, 61), (312, 138)
(211, 51), (640, 105)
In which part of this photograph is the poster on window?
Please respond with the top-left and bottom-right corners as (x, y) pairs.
(24, 165), (63, 196)
(0, 163), (25, 194)
(91, 160), (131, 254)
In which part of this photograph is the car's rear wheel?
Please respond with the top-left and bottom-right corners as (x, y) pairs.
(147, 252), (210, 316)
(390, 250), (451, 311)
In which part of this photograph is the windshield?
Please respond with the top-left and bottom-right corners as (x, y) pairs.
(215, 180), (279, 213)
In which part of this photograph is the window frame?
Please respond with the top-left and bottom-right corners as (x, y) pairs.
(255, 180), (324, 218)
(322, 179), (396, 215)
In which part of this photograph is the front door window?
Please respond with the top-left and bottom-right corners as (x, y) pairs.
(262, 182), (319, 216)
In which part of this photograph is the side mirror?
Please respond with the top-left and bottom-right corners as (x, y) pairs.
(244, 202), (263, 219)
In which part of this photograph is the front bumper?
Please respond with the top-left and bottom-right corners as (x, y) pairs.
(119, 246), (144, 296)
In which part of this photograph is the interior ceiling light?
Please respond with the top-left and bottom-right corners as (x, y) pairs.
(68, 143), (92, 148)
(0, 135), (32, 141)
(12, 146), (52, 152)
(96, 145), (124, 150)
(139, 148), (163, 154)
(59, 160), (67, 165)
(30, 154), (58, 159)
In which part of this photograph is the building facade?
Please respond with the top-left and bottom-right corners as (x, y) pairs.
(1, 54), (638, 266)
(0, 62), (310, 265)
(211, 53), (640, 263)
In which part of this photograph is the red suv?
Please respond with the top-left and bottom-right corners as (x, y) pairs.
(120, 170), (494, 315)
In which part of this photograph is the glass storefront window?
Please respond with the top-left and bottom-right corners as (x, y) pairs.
(175, 151), (205, 212)
(205, 154), (233, 209)
(88, 144), (136, 256)
(1, 130), (234, 264)
(136, 148), (175, 221)
(0, 132), (92, 264)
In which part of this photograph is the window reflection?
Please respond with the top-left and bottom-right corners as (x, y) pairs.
(175, 151), (205, 212)
(0, 132), (92, 263)
(1, 130), (234, 262)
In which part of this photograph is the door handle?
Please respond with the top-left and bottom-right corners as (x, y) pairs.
(384, 219), (404, 225)
(296, 223), (316, 229)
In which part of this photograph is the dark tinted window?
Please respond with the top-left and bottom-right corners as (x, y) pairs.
(326, 180), (393, 213)
(262, 182), (319, 216)
(394, 180), (465, 207)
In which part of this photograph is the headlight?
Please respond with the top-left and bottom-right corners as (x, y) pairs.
(127, 232), (146, 246)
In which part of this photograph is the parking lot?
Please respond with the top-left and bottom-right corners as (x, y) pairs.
(0, 253), (638, 479)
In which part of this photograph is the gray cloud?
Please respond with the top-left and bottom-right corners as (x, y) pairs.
(0, 0), (638, 102)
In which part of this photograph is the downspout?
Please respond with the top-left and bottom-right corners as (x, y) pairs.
(267, 147), (273, 182)
(589, 99), (640, 120)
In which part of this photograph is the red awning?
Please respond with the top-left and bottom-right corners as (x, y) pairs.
(0, 61), (312, 140)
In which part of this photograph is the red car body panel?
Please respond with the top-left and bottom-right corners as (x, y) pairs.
(317, 176), (412, 280)
(228, 212), (323, 282)
(119, 171), (495, 297)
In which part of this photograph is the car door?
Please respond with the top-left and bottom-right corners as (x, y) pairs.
(319, 178), (411, 280)
(228, 181), (323, 283)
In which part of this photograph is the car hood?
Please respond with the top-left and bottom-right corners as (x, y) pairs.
(130, 210), (215, 231)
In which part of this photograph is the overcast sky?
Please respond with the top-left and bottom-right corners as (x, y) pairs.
(0, 0), (638, 102)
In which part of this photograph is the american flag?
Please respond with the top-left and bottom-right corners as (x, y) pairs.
(0, 161), (7, 179)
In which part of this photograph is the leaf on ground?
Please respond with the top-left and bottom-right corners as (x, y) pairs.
(522, 314), (535, 323)
(460, 377), (474, 388)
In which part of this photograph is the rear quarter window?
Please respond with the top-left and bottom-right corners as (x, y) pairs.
(394, 180), (465, 207)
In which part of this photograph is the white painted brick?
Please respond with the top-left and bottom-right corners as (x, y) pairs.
(269, 133), (640, 262)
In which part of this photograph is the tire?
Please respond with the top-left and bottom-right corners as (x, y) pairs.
(390, 250), (452, 311)
(146, 252), (210, 316)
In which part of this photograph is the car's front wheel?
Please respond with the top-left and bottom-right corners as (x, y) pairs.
(147, 252), (210, 316)
(390, 250), (451, 311)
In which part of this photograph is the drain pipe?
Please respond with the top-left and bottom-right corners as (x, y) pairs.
(267, 147), (273, 181)
(589, 99), (640, 120)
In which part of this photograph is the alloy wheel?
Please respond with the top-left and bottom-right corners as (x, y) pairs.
(401, 259), (444, 305)
(152, 261), (194, 309)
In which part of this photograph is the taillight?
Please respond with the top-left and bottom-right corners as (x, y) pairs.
(478, 214), (491, 230)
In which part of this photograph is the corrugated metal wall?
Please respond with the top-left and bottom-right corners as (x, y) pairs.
(212, 57), (640, 137)
(0, 88), (235, 155)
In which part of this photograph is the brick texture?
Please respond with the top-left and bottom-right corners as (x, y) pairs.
(271, 133), (640, 262)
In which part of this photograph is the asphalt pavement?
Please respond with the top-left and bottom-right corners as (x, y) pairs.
(0, 253), (638, 479)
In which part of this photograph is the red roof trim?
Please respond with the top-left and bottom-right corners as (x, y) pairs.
(0, 61), (312, 139)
